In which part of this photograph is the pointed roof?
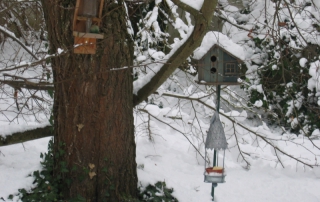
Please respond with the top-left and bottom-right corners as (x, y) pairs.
(205, 111), (228, 150)
(193, 31), (245, 61)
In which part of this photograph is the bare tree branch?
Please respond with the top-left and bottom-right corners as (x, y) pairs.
(232, 123), (251, 168)
(139, 108), (205, 160)
(154, 91), (318, 168)
(0, 26), (38, 60)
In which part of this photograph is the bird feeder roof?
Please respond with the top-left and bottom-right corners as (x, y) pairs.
(205, 111), (228, 150)
(193, 31), (245, 61)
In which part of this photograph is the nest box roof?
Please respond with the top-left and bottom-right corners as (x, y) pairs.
(193, 31), (245, 61)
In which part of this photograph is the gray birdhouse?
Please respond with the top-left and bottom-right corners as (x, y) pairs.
(196, 44), (243, 85)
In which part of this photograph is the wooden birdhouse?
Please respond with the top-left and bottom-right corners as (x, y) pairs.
(73, 0), (104, 54)
(195, 44), (243, 85)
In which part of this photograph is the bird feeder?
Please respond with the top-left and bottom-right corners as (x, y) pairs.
(196, 44), (243, 85)
(204, 111), (227, 185)
(73, 0), (104, 54)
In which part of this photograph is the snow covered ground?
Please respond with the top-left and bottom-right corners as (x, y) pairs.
(1, 128), (320, 202)
(1, 0), (320, 201)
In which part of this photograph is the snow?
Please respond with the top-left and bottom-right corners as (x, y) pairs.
(193, 31), (245, 60)
(308, 60), (320, 100)
(57, 48), (64, 54)
(0, 137), (50, 201)
(272, 65), (278, 70)
(133, 25), (194, 95)
(0, 123), (49, 138)
(253, 100), (263, 107)
(299, 58), (307, 68)
(0, 80), (319, 201)
(136, 55), (147, 62)
(1, 127), (320, 202)
(1, 0), (320, 201)
(0, 26), (17, 39)
(248, 84), (264, 94)
(146, 7), (159, 28)
(314, 0), (320, 8)
(180, 0), (204, 11)
(133, 0), (199, 95)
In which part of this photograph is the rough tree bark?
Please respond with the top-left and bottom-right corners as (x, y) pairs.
(41, 0), (137, 201)
(40, 0), (216, 201)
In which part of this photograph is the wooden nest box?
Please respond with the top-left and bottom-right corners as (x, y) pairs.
(73, 0), (104, 54)
(195, 44), (243, 85)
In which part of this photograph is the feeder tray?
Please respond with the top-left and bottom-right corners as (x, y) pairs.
(206, 166), (224, 174)
(204, 166), (226, 183)
(204, 173), (226, 183)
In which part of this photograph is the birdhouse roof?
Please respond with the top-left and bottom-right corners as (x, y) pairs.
(193, 31), (245, 61)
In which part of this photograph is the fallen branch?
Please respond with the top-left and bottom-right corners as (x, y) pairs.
(0, 79), (54, 91)
(0, 125), (52, 146)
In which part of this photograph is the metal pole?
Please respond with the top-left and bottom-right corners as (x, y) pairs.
(212, 149), (217, 200)
(216, 84), (221, 110)
(211, 85), (221, 201)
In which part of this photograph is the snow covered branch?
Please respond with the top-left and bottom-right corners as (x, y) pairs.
(132, 0), (217, 106)
(170, 0), (200, 16)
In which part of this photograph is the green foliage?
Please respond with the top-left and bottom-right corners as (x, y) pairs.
(101, 157), (116, 200)
(242, 27), (318, 134)
(158, 101), (163, 109)
(47, 89), (54, 99)
(237, 2), (320, 136)
(139, 181), (178, 202)
(7, 139), (95, 201)
(8, 139), (62, 202)
(69, 195), (86, 202)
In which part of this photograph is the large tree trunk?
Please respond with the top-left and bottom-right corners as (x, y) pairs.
(41, 0), (137, 201)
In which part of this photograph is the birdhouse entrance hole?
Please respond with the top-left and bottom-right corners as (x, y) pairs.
(210, 67), (217, 74)
(210, 55), (217, 74)
(211, 55), (217, 62)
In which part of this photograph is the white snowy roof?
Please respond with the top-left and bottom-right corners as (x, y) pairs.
(193, 31), (245, 60)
